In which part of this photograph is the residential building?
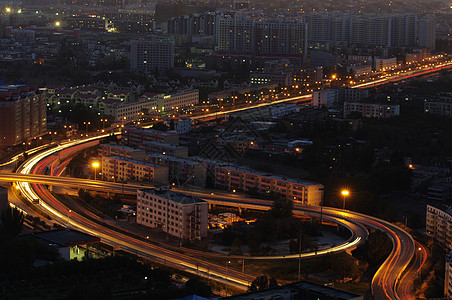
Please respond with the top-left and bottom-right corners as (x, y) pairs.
(146, 153), (207, 187)
(343, 102), (400, 118)
(375, 57), (398, 71)
(215, 165), (324, 205)
(445, 251), (452, 299)
(0, 85), (47, 147)
(101, 155), (169, 184)
(155, 90), (199, 113)
(130, 38), (175, 73)
(217, 14), (307, 63)
(424, 97), (452, 118)
(104, 99), (157, 122)
(312, 89), (338, 108)
(31, 229), (101, 261)
(98, 143), (146, 161)
(143, 141), (189, 158)
(163, 118), (192, 135)
(338, 88), (369, 102)
(122, 126), (179, 146)
(167, 12), (218, 37)
(426, 204), (452, 251)
(418, 15), (436, 51)
(66, 16), (107, 31)
(137, 188), (208, 240)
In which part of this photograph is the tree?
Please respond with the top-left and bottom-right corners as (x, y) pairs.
(0, 206), (24, 241)
(269, 195), (293, 218)
(185, 278), (212, 297)
(249, 275), (269, 292)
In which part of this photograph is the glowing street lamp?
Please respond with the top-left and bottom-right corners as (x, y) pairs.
(92, 162), (99, 180)
(341, 189), (350, 210)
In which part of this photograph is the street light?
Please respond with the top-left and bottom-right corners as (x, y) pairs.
(92, 162), (99, 180)
(341, 189), (350, 210)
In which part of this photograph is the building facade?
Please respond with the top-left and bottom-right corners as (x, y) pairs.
(215, 165), (324, 205)
(137, 188), (208, 240)
(130, 38), (175, 73)
(122, 126), (179, 147)
(426, 204), (452, 251)
(156, 90), (199, 113)
(146, 153), (207, 187)
(98, 143), (146, 161)
(0, 85), (47, 147)
(101, 155), (169, 184)
(143, 141), (189, 158)
(343, 102), (400, 118)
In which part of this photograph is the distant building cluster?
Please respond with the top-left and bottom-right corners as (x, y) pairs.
(46, 83), (199, 122)
(302, 12), (436, 50)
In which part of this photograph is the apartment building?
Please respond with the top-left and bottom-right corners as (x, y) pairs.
(215, 165), (324, 205)
(0, 85), (47, 147)
(130, 38), (175, 73)
(426, 204), (452, 251)
(122, 126), (179, 147)
(217, 14), (307, 61)
(101, 155), (168, 184)
(143, 141), (189, 158)
(424, 96), (452, 118)
(446, 251), (452, 299)
(163, 118), (192, 135)
(104, 99), (157, 122)
(98, 143), (146, 161)
(146, 153), (207, 187)
(155, 89), (199, 112)
(137, 188), (208, 240)
(343, 102), (400, 118)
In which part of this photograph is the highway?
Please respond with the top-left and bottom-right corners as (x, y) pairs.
(191, 59), (452, 121)
(4, 167), (415, 299)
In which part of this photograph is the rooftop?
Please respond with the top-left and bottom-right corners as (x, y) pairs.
(218, 164), (321, 186)
(107, 155), (166, 168)
(100, 143), (144, 152)
(140, 189), (205, 204)
(32, 229), (100, 247)
(147, 153), (201, 165)
(144, 140), (188, 150)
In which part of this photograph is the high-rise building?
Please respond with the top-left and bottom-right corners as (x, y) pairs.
(130, 37), (175, 73)
(0, 85), (47, 147)
(217, 14), (255, 53)
(167, 12), (218, 37)
(391, 14), (417, 47)
(217, 14), (307, 62)
(303, 12), (429, 49)
(418, 15), (436, 51)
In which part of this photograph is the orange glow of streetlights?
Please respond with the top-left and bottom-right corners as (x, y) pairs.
(92, 162), (99, 180)
(341, 189), (350, 210)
